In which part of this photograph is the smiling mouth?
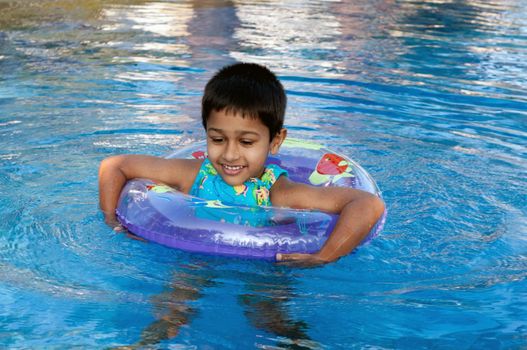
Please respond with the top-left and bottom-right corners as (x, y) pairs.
(222, 164), (246, 175)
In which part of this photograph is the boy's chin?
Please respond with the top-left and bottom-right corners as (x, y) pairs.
(220, 175), (249, 187)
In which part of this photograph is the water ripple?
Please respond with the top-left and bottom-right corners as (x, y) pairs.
(0, 0), (526, 348)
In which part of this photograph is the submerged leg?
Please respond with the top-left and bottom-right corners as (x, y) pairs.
(239, 270), (318, 350)
(114, 261), (217, 349)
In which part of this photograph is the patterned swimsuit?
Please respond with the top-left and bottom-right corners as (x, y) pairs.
(189, 159), (288, 207)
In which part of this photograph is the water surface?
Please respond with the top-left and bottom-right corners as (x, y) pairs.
(1, 0), (526, 348)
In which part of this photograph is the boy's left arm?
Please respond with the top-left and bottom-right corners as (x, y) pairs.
(270, 177), (385, 266)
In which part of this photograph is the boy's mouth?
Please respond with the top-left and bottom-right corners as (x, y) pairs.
(221, 164), (246, 176)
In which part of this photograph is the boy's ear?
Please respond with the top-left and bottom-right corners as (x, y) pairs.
(270, 128), (287, 155)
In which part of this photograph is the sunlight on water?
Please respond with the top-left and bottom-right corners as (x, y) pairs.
(0, 0), (526, 348)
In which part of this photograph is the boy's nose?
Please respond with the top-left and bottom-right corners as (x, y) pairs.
(223, 142), (240, 161)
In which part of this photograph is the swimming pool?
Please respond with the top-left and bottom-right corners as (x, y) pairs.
(1, 0), (526, 348)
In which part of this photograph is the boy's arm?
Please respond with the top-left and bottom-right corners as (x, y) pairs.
(98, 155), (201, 227)
(270, 177), (385, 266)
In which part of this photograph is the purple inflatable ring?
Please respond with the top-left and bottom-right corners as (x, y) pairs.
(116, 139), (386, 259)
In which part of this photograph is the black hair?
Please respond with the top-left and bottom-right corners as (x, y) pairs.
(201, 62), (286, 140)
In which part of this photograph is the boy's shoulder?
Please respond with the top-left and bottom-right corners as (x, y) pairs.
(162, 157), (203, 193)
(163, 157), (203, 171)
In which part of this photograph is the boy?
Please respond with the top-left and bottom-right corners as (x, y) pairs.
(99, 62), (384, 266)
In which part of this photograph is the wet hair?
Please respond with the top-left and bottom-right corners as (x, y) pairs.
(201, 62), (286, 141)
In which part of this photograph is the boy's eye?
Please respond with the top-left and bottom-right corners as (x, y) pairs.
(240, 140), (254, 146)
(210, 137), (224, 143)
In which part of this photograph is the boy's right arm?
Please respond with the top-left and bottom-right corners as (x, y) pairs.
(98, 155), (201, 227)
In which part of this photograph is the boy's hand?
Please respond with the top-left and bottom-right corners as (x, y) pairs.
(104, 214), (124, 232)
(105, 214), (147, 241)
(275, 252), (329, 268)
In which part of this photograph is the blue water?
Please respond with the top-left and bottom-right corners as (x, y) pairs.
(1, 1), (526, 348)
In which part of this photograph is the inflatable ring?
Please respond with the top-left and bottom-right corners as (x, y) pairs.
(116, 139), (386, 259)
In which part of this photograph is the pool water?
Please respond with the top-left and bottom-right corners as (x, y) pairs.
(1, 0), (526, 348)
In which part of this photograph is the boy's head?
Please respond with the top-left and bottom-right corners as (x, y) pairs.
(202, 63), (286, 141)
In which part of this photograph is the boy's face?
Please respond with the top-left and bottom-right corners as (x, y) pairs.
(206, 108), (286, 186)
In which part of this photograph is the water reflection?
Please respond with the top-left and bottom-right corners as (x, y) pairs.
(231, 0), (342, 73)
(103, 2), (193, 37)
(0, 0), (409, 87)
(1, 0), (526, 348)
